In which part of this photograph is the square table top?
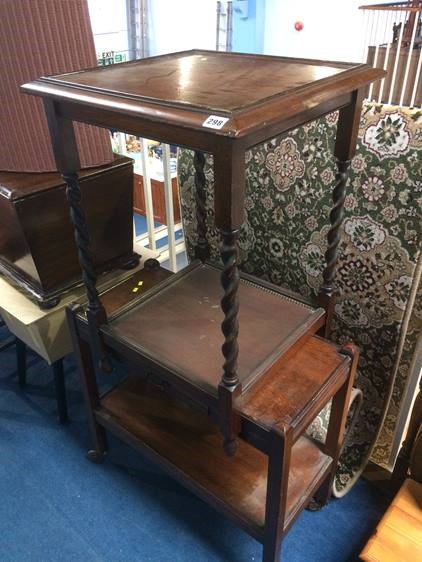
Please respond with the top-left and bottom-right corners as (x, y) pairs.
(21, 50), (384, 145)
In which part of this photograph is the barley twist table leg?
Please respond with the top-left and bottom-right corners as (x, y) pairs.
(64, 172), (112, 373)
(219, 229), (240, 455)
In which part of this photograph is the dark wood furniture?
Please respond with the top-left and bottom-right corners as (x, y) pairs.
(66, 266), (359, 562)
(133, 172), (181, 225)
(22, 50), (384, 561)
(0, 154), (138, 308)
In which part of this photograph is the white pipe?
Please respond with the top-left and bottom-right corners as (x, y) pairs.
(378, 9), (394, 103)
(162, 143), (177, 272)
(140, 0), (149, 58)
(368, 9), (377, 49)
(226, 1), (233, 52)
(368, 10), (382, 101)
(140, 137), (156, 251)
(388, 10), (406, 105)
(216, 1), (221, 51)
(119, 132), (127, 154)
(410, 45), (422, 108)
(361, 10), (371, 63)
(399, 10), (420, 106)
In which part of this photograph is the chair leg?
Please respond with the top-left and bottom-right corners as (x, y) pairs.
(16, 338), (27, 387)
(52, 359), (68, 424)
(0, 337), (15, 352)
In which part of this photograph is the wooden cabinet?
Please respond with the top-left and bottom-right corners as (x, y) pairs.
(0, 155), (138, 308)
(24, 50), (384, 561)
(133, 172), (181, 225)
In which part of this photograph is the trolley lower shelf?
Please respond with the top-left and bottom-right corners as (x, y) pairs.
(96, 376), (333, 541)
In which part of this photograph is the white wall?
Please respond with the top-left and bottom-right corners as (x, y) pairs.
(263, 0), (388, 62)
(87, 1), (392, 63)
(149, 0), (218, 55)
(87, 0), (129, 56)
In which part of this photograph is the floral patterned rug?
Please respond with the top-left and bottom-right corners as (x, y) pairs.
(178, 101), (422, 495)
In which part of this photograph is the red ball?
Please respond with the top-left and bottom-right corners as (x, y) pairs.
(294, 21), (304, 31)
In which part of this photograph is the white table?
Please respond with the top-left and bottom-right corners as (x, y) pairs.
(0, 263), (146, 422)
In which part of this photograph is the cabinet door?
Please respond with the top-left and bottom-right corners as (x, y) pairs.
(133, 173), (180, 226)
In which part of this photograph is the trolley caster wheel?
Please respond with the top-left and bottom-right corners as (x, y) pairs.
(87, 450), (106, 463)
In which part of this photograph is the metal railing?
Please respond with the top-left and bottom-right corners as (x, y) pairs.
(360, 2), (422, 107)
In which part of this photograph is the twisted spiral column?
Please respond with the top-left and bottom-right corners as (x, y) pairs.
(219, 229), (241, 456)
(319, 159), (351, 299)
(220, 230), (240, 387)
(193, 150), (210, 262)
(64, 172), (112, 372)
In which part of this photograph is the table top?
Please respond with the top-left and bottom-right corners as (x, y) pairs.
(21, 50), (384, 145)
(105, 262), (325, 395)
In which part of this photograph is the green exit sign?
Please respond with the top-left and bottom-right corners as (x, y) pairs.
(97, 52), (127, 66)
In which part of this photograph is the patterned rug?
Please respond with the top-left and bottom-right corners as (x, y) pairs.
(178, 101), (422, 495)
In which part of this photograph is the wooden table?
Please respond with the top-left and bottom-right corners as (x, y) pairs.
(22, 50), (384, 561)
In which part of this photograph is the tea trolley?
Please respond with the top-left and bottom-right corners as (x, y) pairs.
(22, 51), (384, 561)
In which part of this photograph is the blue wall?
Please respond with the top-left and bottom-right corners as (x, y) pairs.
(232, 0), (265, 54)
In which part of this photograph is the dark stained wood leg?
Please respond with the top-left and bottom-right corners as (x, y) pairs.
(64, 171), (112, 373)
(194, 150), (210, 262)
(318, 158), (350, 337)
(314, 343), (359, 506)
(219, 229), (241, 456)
(52, 358), (68, 424)
(42, 99), (111, 373)
(66, 304), (107, 461)
(263, 428), (291, 562)
(16, 338), (27, 388)
(318, 90), (364, 338)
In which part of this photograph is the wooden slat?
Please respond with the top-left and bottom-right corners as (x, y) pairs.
(240, 336), (349, 437)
